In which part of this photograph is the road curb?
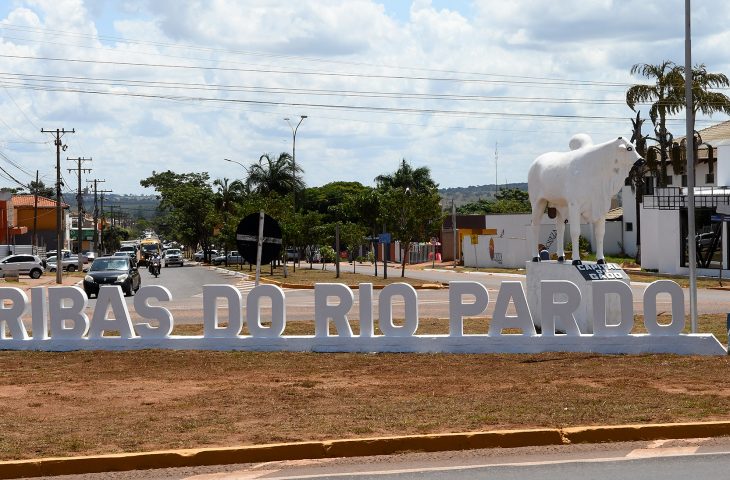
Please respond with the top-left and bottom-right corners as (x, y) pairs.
(1, 422), (729, 479)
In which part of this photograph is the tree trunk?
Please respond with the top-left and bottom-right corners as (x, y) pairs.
(401, 242), (410, 277)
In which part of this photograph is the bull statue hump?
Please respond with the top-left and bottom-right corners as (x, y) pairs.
(527, 135), (644, 265)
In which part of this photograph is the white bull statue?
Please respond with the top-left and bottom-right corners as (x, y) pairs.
(528, 135), (644, 265)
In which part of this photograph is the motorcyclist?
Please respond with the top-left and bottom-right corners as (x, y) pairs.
(149, 253), (161, 277)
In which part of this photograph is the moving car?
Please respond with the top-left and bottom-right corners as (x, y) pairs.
(0, 254), (44, 279)
(83, 256), (141, 298)
(163, 248), (184, 267)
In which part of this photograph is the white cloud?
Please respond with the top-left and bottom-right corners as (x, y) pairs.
(0, 0), (728, 195)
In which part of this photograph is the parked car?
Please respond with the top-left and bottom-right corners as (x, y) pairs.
(286, 248), (300, 261)
(212, 251), (244, 266)
(83, 256), (141, 298)
(162, 248), (184, 267)
(0, 254), (44, 279)
(45, 255), (89, 272)
(81, 251), (96, 261)
(193, 250), (218, 262)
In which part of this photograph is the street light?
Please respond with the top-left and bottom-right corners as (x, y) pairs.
(284, 115), (307, 211)
(224, 158), (246, 170)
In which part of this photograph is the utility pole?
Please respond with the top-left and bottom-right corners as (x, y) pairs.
(41, 127), (74, 284)
(495, 142), (499, 194)
(87, 180), (107, 254)
(100, 192), (108, 254)
(32, 170), (39, 253)
(68, 157), (92, 272)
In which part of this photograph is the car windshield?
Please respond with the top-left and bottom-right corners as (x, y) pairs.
(90, 258), (128, 271)
(142, 244), (159, 252)
(167, 250), (180, 255)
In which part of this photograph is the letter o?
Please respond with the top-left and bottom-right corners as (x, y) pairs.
(643, 280), (685, 336)
(378, 283), (418, 337)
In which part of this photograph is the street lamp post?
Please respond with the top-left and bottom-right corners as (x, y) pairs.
(284, 115), (307, 211)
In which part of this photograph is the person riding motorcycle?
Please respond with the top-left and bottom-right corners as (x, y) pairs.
(149, 253), (161, 277)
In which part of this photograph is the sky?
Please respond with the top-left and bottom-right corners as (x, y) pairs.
(1, 0), (729, 196)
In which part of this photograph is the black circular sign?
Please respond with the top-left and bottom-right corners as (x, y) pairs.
(236, 212), (282, 265)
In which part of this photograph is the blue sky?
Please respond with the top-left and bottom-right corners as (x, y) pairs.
(1, 0), (729, 194)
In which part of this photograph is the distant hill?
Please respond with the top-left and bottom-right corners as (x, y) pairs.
(63, 193), (160, 219)
(439, 183), (528, 207)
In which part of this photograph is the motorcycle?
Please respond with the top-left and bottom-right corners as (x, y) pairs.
(148, 260), (161, 278)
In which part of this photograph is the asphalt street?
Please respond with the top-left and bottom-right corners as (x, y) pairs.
(22, 437), (730, 479)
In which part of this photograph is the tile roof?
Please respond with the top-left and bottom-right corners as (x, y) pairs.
(675, 119), (730, 145)
(11, 195), (69, 209)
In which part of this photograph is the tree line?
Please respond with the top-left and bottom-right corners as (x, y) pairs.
(139, 156), (443, 277)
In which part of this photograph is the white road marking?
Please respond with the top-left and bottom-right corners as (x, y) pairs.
(218, 450), (730, 479)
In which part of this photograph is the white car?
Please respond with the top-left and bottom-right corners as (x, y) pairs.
(163, 249), (184, 267)
(0, 254), (44, 279)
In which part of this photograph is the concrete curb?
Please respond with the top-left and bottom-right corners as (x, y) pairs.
(1, 422), (730, 479)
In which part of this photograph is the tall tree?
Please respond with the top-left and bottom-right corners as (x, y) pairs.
(245, 152), (304, 197)
(375, 158), (437, 194)
(140, 171), (216, 261)
(376, 160), (442, 277)
(213, 177), (245, 261)
(626, 61), (683, 186)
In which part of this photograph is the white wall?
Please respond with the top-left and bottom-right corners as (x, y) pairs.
(462, 213), (624, 268)
(716, 141), (730, 187)
(620, 185), (638, 257)
(640, 207), (681, 273)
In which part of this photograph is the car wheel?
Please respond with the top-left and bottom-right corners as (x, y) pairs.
(67, 265), (76, 272)
(30, 268), (42, 279)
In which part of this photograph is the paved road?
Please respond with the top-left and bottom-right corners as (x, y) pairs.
(29, 262), (727, 326)
(22, 437), (730, 479)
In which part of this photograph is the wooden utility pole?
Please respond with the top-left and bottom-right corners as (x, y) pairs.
(32, 170), (39, 253)
(41, 127), (74, 284)
(87, 179), (108, 254)
(68, 157), (92, 272)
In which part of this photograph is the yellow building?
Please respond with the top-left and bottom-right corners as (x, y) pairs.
(12, 195), (70, 250)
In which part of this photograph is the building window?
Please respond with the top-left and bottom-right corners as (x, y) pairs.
(706, 173), (715, 184)
(664, 175), (674, 185)
(642, 176), (655, 196)
(681, 175), (687, 187)
(625, 222), (633, 232)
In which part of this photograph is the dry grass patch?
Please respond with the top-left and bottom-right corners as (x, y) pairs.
(1, 314), (727, 461)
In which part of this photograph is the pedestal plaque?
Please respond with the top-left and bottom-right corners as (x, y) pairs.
(526, 261), (630, 334)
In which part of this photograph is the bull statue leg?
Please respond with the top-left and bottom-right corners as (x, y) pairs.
(530, 199), (547, 261)
(568, 203), (582, 265)
(593, 217), (606, 264)
(555, 211), (565, 262)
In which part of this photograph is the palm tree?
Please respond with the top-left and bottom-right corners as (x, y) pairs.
(245, 152), (305, 196)
(375, 159), (437, 193)
(626, 61), (683, 187)
(213, 177), (245, 265)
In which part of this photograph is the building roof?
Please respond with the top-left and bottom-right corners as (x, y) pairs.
(12, 194), (69, 209)
(675, 119), (730, 145)
(605, 207), (623, 221)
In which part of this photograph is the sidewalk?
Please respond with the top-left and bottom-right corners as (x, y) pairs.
(1, 273), (81, 295)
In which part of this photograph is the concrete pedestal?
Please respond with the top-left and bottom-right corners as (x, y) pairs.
(526, 261), (630, 334)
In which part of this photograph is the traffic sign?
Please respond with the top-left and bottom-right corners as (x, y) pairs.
(379, 233), (391, 244)
(711, 214), (730, 222)
(236, 213), (282, 265)
(470, 234), (479, 244)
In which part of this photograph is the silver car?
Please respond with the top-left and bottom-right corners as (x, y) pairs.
(0, 254), (44, 279)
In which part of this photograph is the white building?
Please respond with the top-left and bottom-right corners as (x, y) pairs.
(622, 120), (730, 276)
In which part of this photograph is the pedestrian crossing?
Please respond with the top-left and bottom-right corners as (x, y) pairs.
(210, 267), (295, 296)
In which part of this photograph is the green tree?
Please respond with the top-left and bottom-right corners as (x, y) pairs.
(245, 152), (304, 196)
(339, 222), (367, 273)
(626, 61), (683, 186)
(213, 177), (245, 263)
(140, 171), (216, 261)
(376, 160), (442, 277)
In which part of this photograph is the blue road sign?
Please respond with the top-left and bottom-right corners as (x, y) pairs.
(379, 233), (391, 244)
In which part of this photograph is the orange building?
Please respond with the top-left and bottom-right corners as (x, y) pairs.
(12, 195), (70, 250)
